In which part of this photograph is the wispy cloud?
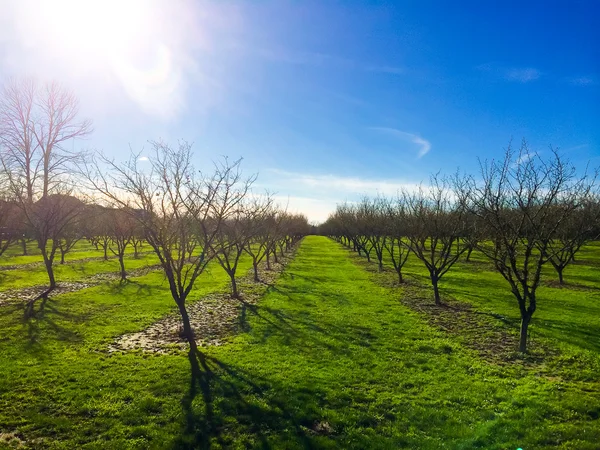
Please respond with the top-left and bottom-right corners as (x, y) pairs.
(504, 68), (540, 83)
(137, 156), (149, 162)
(563, 144), (588, 152)
(266, 169), (421, 196)
(568, 76), (596, 86)
(477, 63), (541, 83)
(366, 65), (405, 75)
(248, 45), (405, 76)
(369, 127), (431, 158)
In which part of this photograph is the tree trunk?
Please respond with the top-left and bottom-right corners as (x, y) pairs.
(44, 257), (56, 289)
(266, 252), (271, 270)
(378, 260), (383, 272)
(558, 266), (564, 285)
(60, 250), (66, 264)
(397, 269), (403, 284)
(21, 238), (27, 256)
(519, 314), (531, 352)
(230, 274), (239, 298)
(432, 276), (441, 305)
(103, 245), (108, 261)
(177, 301), (202, 379)
(253, 262), (259, 282)
(466, 247), (473, 262)
(273, 250), (279, 263)
(119, 255), (126, 281)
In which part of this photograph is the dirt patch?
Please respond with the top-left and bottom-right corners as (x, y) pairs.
(0, 431), (25, 448)
(107, 250), (297, 354)
(0, 265), (162, 307)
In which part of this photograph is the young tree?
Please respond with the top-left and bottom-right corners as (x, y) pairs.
(545, 198), (600, 284)
(464, 141), (595, 352)
(382, 197), (411, 283)
(85, 141), (254, 378)
(107, 208), (137, 281)
(403, 176), (468, 305)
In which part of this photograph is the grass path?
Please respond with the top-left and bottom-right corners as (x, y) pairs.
(0, 236), (599, 449)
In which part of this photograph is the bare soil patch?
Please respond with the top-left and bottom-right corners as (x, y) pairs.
(107, 251), (296, 354)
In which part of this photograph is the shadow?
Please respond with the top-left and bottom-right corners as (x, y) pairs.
(21, 298), (86, 352)
(536, 318), (600, 353)
(175, 351), (324, 449)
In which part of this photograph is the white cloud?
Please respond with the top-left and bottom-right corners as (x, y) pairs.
(504, 68), (540, 83)
(477, 63), (541, 83)
(138, 156), (149, 162)
(265, 169), (421, 196)
(258, 169), (425, 223)
(568, 76), (596, 86)
(369, 127), (431, 158)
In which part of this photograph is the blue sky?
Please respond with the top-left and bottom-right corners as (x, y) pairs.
(1, 0), (598, 222)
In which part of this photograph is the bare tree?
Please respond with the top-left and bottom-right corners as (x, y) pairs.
(84, 140), (254, 378)
(545, 197), (600, 284)
(0, 78), (92, 200)
(0, 78), (92, 301)
(0, 196), (19, 257)
(403, 176), (468, 305)
(463, 141), (595, 352)
(382, 197), (411, 283)
(107, 208), (138, 281)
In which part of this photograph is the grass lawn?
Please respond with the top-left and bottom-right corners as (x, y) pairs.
(374, 240), (600, 370)
(0, 236), (599, 448)
(0, 241), (147, 267)
(0, 253), (160, 291)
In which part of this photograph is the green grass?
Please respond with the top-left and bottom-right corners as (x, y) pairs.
(0, 236), (599, 449)
(0, 252), (160, 291)
(0, 241), (146, 266)
(373, 241), (600, 362)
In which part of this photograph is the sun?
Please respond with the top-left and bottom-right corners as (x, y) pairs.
(36, 0), (151, 64)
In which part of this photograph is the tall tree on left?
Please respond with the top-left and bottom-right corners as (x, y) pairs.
(0, 78), (92, 314)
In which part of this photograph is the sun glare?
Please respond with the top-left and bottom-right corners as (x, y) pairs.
(25, 0), (189, 118)
(38, 0), (149, 62)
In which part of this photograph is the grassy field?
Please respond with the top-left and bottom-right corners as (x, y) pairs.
(0, 236), (599, 449)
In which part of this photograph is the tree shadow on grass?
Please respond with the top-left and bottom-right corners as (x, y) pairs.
(536, 318), (600, 353)
(175, 351), (327, 450)
(239, 296), (368, 357)
(24, 300), (86, 349)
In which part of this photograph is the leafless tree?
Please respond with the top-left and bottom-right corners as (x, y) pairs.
(83, 140), (254, 378)
(545, 197), (600, 284)
(0, 78), (92, 201)
(0, 78), (92, 305)
(382, 197), (411, 283)
(106, 208), (138, 281)
(463, 141), (596, 352)
(403, 176), (468, 305)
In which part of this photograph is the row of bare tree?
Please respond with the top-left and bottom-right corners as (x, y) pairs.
(320, 141), (599, 352)
(0, 79), (310, 378)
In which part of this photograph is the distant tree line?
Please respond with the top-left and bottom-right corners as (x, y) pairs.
(320, 141), (600, 353)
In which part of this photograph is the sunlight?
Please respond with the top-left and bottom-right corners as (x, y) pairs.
(37, 0), (149, 62)
(24, 0), (188, 118)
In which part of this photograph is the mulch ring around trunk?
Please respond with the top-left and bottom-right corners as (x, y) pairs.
(107, 251), (296, 355)
(0, 265), (162, 307)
